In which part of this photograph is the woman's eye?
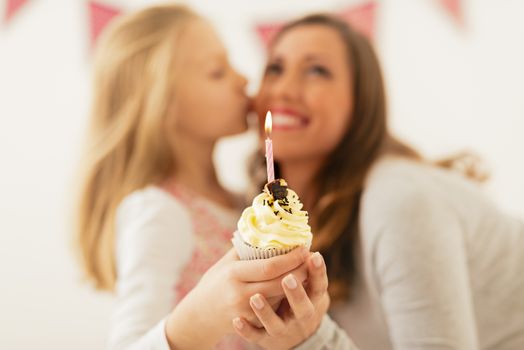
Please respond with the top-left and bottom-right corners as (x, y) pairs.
(307, 65), (331, 77)
(265, 63), (282, 75)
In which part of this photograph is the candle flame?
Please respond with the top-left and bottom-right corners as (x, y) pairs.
(264, 111), (272, 137)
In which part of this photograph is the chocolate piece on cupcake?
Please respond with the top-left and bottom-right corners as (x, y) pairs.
(232, 178), (312, 260)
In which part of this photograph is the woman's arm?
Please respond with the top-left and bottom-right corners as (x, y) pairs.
(363, 187), (479, 349)
(293, 315), (359, 350)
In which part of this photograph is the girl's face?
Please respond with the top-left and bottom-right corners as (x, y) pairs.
(172, 20), (249, 141)
(255, 25), (353, 162)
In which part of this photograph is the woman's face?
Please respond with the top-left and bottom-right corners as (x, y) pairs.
(255, 25), (353, 162)
(173, 20), (249, 140)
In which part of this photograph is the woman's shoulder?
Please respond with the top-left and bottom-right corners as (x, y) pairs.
(360, 156), (479, 237)
(367, 155), (455, 185)
(363, 155), (482, 206)
(364, 156), (442, 204)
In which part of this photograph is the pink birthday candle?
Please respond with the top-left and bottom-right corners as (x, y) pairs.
(265, 111), (275, 183)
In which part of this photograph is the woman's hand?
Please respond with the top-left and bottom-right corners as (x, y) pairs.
(232, 252), (330, 350)
(165, 246), (311, 350)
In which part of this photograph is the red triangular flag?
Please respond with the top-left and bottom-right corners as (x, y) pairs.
(255, 22), (283, 48)
(88, 1), (122, 47)
(4, 0), (29, 24)
(338, 1), (377, 40)
(437, 0), (464, 27)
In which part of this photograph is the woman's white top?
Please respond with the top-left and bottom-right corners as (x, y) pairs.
(317, 156), (524, 350)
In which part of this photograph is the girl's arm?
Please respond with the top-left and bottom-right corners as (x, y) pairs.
(109, 188), (312, 349)
(108, 189), (194, 350)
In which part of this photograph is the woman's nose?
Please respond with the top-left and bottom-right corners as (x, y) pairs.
(269, 72), (300, 102)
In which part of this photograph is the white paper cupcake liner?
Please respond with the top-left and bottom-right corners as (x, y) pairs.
(232, 231), (312, 260)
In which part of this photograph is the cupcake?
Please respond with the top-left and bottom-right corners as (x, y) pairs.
(233, 179), (312, 260)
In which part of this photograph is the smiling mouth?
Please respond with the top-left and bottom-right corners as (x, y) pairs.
(272, 113), (309, 130)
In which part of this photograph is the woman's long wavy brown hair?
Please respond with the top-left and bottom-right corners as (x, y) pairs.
(251, 14), (484, 302)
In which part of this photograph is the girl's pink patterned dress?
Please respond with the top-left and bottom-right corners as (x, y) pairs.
(165, 184), (259, 350)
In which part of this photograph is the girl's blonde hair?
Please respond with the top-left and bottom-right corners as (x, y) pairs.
(76, 4), (198, 290)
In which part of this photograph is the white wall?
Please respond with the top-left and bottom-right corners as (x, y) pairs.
(0, 0), (522, 349)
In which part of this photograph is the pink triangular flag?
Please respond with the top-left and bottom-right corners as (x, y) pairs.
(338, 1), (377, 40)
(437, 0), (464, 27)
(255, 1), (377, 48)
(255, 22), (284, 48)
(88, 1), (122, 47)
(4, 0), (29, 24)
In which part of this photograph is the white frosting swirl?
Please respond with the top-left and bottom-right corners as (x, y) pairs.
(237, 182), (312, 249)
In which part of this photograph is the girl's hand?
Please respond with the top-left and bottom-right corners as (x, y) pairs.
(232, 252), (330, 350)
(165, 246), (310, 349)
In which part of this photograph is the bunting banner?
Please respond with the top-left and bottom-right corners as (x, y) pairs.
(2, 1), (465, 51)
(88, 1), (122, 47)
(3, 0), (29, 24)
(338, 1), (377, 40)
(255, 1), (377, 48)
(437, 0), (464, 27)
(255, 22), (283, 49)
